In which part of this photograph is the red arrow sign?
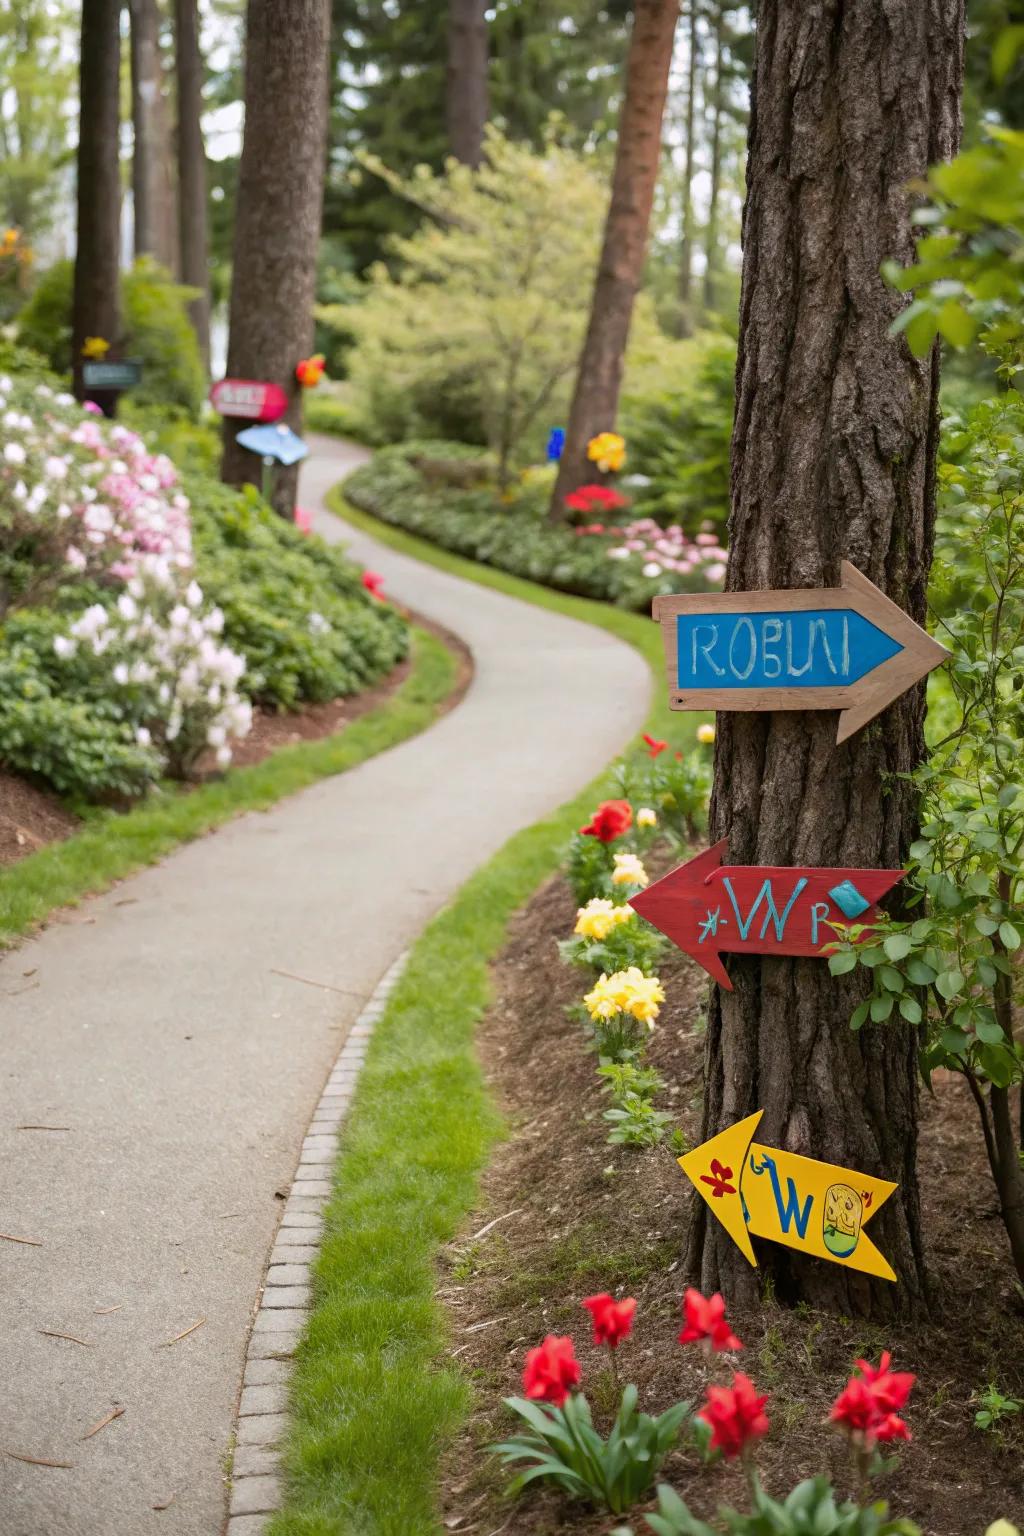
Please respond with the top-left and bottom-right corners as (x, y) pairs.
(629, 840), (905, 990)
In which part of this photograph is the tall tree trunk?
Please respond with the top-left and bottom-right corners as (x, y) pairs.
(687, 0), (964, 1318)
(678, 0), (701, 333)
(174, 0), (211, 368)
(72, 0), (122, 403)
(221, 0), (331, 517)
(549, 0), (679, 520)
(701, 3), (724, 313)
(129, 0), (176, 268)
(447, 0), (488, 167)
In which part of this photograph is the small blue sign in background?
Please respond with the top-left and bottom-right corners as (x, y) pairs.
(676, 608), (903, 691)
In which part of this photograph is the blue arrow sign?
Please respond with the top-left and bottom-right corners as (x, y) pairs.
(676, 608), (904, 691)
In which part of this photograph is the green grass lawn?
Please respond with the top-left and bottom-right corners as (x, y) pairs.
(0, 627), (457, 949)
(268, 495), (682, 1536)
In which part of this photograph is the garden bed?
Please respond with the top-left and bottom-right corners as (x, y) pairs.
(437, 871), (1024, 1536)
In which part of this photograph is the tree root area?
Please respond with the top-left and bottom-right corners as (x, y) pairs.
(438, 873), (1024, 1536)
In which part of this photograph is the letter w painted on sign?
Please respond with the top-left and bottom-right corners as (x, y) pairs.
(750, 1152), (813, 1239)
(720, 876), (808, 941)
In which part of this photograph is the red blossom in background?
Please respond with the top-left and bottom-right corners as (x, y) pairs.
(522, 1335), (582, 1407)
(361, 570), (386, 600)
(678, 1288), (743, 1353)
(830, 1352), (915, 1447)
(565, 483), (631, 514)
(642, 733), (667, 758)
(580, 799), (633, 842)
(582, 1293), (636, 1350)
(697, 1372), (769, 1459)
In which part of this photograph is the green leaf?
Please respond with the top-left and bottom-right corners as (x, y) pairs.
(998, 921), (1021, 950)
(870, 994), (894, 1022)
(937, 298), (977, 349)
(975, 1017), (1006, 1044)
(879, 965), (905, 992)
(935, 969), (964, 1000)
(905, 958), (937, 985)
(905, 306), (940, 356)
(992, 24), (1024, 83)
(851, 1001), (871, 1031)
(883, 934), (913, 961)
(899, 996), (923, 1024)
(828, 950), (858, 976)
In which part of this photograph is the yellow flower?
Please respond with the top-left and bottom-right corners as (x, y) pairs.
(636, 806), (657, 829)
(586, 431), (626, 474)
(81, 336), (110, 359)
(697, 723), (716, 745)
(574, 898), (635, 942)
(612, 852), (648, 887)
(584, 967), (664, 1026)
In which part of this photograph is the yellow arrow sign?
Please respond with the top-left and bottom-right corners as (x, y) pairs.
(679, 1111), (898, 1283)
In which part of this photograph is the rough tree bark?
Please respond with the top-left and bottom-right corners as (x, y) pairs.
(549, 0), (679, 519)
(174, 0), (211, 368)
(221, 0), (331, 517)
(129, 0), (177, 268)
(701, 2), (724, 313)
(447, 0), (488, 167)
(72, 0), (122, 403)
(678, 0), (701, 332)
(686, 0), (965, 1318)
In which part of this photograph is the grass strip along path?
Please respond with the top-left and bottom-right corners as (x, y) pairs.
(0, 627), (456, 948)
(270, 492), (682, 1535)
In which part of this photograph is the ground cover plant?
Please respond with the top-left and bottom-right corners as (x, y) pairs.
(343, 440), (728, 613)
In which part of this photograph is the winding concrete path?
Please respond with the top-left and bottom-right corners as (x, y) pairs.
(0, 437), (650, 1536)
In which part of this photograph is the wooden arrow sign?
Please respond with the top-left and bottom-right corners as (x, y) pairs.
(629, 840), (905, 990)
(652, 560), (949, 744)
(679, 1110), (898, 1282)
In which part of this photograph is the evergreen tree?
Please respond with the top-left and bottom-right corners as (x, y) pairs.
(72, 0), (121, 403)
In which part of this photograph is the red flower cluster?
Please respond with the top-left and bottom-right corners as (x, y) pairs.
(522, 1335), (582, 1407)
(564, 483), (630, 514)
(678, 1288), (743, 1353)
(361, 570), (386, 600)
(580, 799), (633, 842)
(582, 1293), (636, 1350)
(698, 1372), (770, 1459)
(642, 733), (667, 758)
(830, 1352), (915, 1446)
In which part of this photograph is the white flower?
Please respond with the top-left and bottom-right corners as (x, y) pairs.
(136, 726), (152, 747)
(53, 635), (77, 660)
(44, 456), (68, 480)
(66, 545), (86, 571)
(642, 562), (663, 578)
(4, 441), (26, 465)
(215, 744), (232, 769)
(308, 610), (330, 636)
(117, 592), (138, 621)
(185, 579), (203, 608)
(206, 723), (227, 748)
(112, 663), (129, 685)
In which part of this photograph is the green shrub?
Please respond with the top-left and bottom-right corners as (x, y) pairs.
(187, 474), (409, 710)
(620, 331), (735, 536)
(120, 399), (221, 477)
(16, 257), (206, 416)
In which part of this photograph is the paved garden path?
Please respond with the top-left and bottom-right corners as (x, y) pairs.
(0, 436), (651, 1536)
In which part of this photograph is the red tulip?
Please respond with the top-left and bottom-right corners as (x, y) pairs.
(522, 1335), (582, 1407)
(853, 1352), (915, 1412)
(642, 733), (667, 758)
(875, 1412), (912, 1444)
(582, 1293), (636, 1350)
(580, 799), (633, 842)
(678, 1288), (743, 1353)
(361, 570), (386, 600)
(831, 1353), (915, 1447)
(697, 1372), (769, 1459)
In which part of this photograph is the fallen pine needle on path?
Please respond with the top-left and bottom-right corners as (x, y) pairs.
(4, 1450), (74, 1468)
(94, 1304), (122, 1315)
(0, 1232), (42, 1246)
(82, 1407), (125, 1440)
(39, 1330), (91, 1347)
(159, 1318), (205, 1347)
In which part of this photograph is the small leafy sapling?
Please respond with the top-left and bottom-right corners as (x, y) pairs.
(973, 1383), (1023, 1432)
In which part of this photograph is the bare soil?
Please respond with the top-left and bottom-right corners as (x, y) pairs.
(0, 612), (471, 869)
(438, 873), (1024, 1536)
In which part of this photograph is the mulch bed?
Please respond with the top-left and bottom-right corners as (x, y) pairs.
(438, 872), (1024, 1536)
(0, 612), (471, 870)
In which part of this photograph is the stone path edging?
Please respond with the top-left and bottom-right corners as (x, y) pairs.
(226, 950), (409, 1535)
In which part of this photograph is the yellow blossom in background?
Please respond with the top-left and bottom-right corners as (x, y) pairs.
(611, 851), (648, 887)
(81, 336), (110, 359)
(636, 806), (657, 829)
(587, 431), (626, 473)
(584, 967), (665, 1026)
(697, 723), (716, 745)
(574, 898), (635, 942)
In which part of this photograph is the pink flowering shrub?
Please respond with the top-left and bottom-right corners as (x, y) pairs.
(604, 518), (728, 588)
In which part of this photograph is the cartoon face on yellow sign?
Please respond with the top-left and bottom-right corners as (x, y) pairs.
(679, 1111), (898, 1283)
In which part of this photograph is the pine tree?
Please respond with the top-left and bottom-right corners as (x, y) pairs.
(173, 0), (210, 367)
(72, 0), (122, 403)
